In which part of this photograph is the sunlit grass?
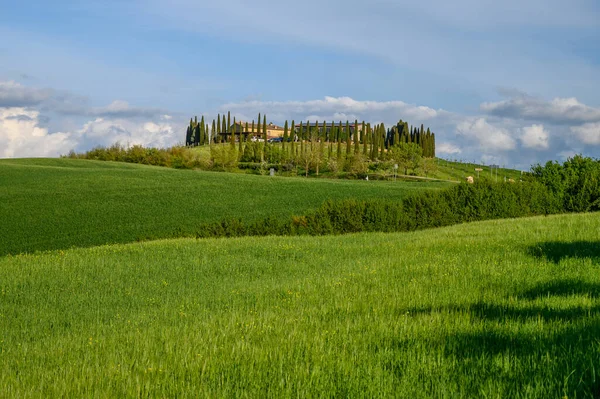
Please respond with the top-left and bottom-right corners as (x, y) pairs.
(1, 213), (599, 397)
(0, 158), (446, 255)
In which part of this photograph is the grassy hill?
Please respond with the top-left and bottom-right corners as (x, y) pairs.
(432, 158), (524, 182)
(188, 144), (524, 182)
(0, 158), (447, 255)
(1, 213), (599, 397)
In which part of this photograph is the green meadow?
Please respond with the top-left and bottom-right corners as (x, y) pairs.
(0, 158), (446, 255)
(2, 213), (599, 397)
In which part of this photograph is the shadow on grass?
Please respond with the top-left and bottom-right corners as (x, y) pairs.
(386, 279), (600, 396)
(528, 240), (600, 264)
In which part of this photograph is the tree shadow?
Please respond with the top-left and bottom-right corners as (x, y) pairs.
(528, 240), (600, 264)
(382, 280), (600, 396)
(521, 278), (600, 299)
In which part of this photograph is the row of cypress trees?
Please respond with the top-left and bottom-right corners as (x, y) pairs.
(185, 112), (436, 158)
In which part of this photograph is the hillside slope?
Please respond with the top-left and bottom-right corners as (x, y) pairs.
(0, 158), (446, 255)
(1, 213), (598, 397)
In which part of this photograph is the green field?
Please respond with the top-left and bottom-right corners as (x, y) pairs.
(0, 158), (447, 255)
(2, 213), (599, 397)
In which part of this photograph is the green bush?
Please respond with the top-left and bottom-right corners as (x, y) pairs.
(191, 181), (561, 240)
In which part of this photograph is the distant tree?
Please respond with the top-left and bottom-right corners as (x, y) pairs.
(362, 121), (368, 156)
(238, 120), (244, 154)
(283, 120), (288, 154)
(370, 124), (378, 161)
(337, 121), (343, 160)
(194, 124), (200, 146)
(185, 126), (192, 146)
(257, 113), (261, 141)
(211, 120), (216, 144)
(200, 116), (206, 145)
(354, 119), (359, 154)
(262, 114), (267, 142)
(299, 121), (304, 157)
(231, 117), (236, 148)
(290, 120), (296, 158)
(345, 121), (351, 158)
(227, 112), (231, 134)
(217, 114), (221, 134)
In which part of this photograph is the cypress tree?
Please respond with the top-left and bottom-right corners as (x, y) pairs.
(227, 112), (231, 134)
(290, 120), (296, 158)
(299, 121), (304, 157)
(353, 119), (359, 154)
(193, 124), (200, 146)
(283, 120), (288, 153)
(238, 119), (243, 153)
(200, 116), (205, 145)
(217, 114), (221, 134)
(380, 124), (386, 158)
(426, 128), (432, 158)
(337, 121), (342, 159)
(251, 120), (255, 138)
(211, 120), (216, 144)
(185, 126), (191, 146)
(362, 121), (368, 155)
(345, 121), (351, 157)
(257, 113), (261, 140)
(371, 124), (377, 161)
(231, 117), (236, 147)
(221, 118), (227, 142)
(262, 114), (267, 142)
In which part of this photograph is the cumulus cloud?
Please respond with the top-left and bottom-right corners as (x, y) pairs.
(520, 124), (549, 150)
(437, 142), (462, 155)
(77, 117), (180, 149)
(0, 108), (75, 158)
(570, 122), (600, 145)
(220, 96), (449, 125)
(66, 100), (169, 119)
(456, 118), (516, 151)
(0, 81), (54, 107)
(481, 95), (600, 125)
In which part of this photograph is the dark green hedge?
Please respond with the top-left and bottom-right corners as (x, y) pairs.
(193, 181), (560, 239)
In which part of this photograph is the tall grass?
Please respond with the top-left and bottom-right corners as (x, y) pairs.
(1, 213), (599, 397)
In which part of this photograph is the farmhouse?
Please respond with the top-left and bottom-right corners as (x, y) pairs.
(223, 121), (285, 140)
(221, 121), (365, 141)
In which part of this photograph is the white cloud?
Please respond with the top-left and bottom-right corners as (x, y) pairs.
(0, 81), (54, 107)
(0, 107), (75, 158)
(481, 95), (600, 125)
(456, 118), (516, 151)
(520, 124), (549, 150)
(77, 118), (181, 149)
(220, 96), (449, 126)
(570, 122), (600, 145)
(437, 142), (462, 155)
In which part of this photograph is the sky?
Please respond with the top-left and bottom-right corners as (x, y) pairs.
(0, 0), (599, 169)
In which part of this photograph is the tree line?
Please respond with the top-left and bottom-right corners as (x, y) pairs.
(185, 112), (436, 159)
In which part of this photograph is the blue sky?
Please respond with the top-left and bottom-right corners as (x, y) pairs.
(1, 0), (599, 169)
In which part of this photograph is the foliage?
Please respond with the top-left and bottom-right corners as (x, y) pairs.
(210, 145), (238, 171)
(387, 142), (423, 175)
(531, 154), (600, 212)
